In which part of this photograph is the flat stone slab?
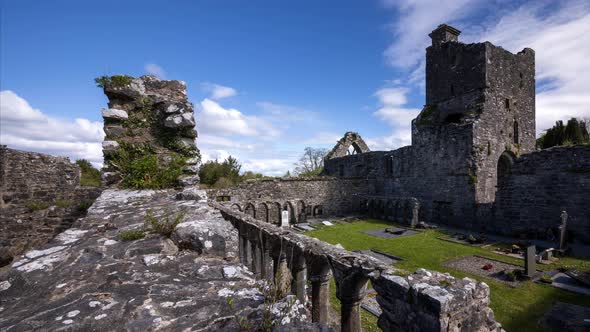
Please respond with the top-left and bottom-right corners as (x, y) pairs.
(360, 289), (381, 317)
(363, 227), (418, 239)
(353, 250), (401, 265)
(539, 302), (590, 332)
(551, 273), (590, 296)
(443, 255), (539, 285)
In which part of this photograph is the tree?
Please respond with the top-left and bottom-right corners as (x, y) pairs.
(198, 156), (242, 187)
(293, 147), (329, 176)
(536, 118), (589, 149)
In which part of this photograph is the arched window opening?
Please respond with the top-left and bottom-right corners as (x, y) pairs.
(513, 121), (519, 144)
(505, 98), (510, 110)
(497, 152), (514, 189)
(450, 84), (455, 96)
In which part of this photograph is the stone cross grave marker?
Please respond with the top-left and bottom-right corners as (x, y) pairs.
(281, 210), (290, 227)
(559, 210), (568, 250)
(525, 245), (536, 277)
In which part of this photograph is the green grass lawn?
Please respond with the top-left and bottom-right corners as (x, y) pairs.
(305, 219), (590, 332)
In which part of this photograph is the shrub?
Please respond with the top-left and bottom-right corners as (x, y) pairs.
(25, 201), (50, 211)
(144, 209), (186, 237)
(109, 144), (187, 189)
(76, 159), (101, 187)
(118, 229), (146, 241)
(94, 75), (133, 89)
(55, 200), (70, 208)
(76, 200), (93, 213)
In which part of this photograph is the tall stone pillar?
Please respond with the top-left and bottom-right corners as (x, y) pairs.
(290, 255), (307, 304)
(243, 236), (252, 268)
(261, 240), (274, 281)
(338, 294), (365, 332)
(251, 240), (262, 278)
(310, 272), (331, 323)
(333, 267), (369, 332)
(238, 235), (245, 264)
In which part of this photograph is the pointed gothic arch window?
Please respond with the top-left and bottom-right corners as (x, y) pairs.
(513, 121), (519, 144)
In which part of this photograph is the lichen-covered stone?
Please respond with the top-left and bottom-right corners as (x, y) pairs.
(101, 108), (128, 120)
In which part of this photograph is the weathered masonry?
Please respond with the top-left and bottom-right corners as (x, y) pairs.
(215, 203), (503, 332)
(208, 177), (371, 224)
(0, 146), (101, 266)
(319, 24), (590, 243)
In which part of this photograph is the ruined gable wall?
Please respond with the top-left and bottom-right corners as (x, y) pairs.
(493, 146), (590, 243)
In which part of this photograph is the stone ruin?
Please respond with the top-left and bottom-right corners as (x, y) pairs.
(100, 75), (200, 187)
(0, 146), (101, 267)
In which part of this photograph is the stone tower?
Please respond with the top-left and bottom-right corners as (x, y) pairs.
(413, 24), (535, 214)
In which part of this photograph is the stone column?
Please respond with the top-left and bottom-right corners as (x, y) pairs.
(238, 234), (245, 264)
(251, 240), (262, 278)
(338, 293), (365, 332)
(309, 272), (331, 324)
(262, 246), (274, 282)
(290, 255), (307, 304)
(243, 236), (252, 268)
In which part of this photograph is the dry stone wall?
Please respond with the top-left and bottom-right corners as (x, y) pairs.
(100, 75), (199, 186)
(0, 146), (101, 266)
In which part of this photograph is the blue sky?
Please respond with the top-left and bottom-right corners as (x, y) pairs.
(2, 0), (589, 175)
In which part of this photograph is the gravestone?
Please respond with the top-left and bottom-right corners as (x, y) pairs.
(281, 210), (289, 227)
(525, 245), (536, 277)
(559, 210), (568, 250)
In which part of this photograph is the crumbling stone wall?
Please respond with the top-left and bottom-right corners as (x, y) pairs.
(0, 146), (101, 266)
(100, 75), (199, 186)
(216, 203), (503, 332)
(207, 177), (370, 223)
(494, 146), (590, 243)
(324, 24), (539, 230)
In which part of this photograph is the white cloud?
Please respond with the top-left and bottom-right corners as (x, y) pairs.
(241, 158), (294, 177)
(144, 63), (166, 79)
(197, 98), (280, 138)
(0, 91), (105, 167)
(474, 0), (590, 135)
(371, 87), (420, 148)
(382, 0), (480, 69)
(201, 82), (237, 100)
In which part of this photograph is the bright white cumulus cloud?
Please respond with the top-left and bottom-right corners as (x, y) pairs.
(0, 90), (105, 167)
(369, 87), (420, 149)
(201, 82), (237, 100)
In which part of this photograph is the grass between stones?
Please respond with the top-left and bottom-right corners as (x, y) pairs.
(305, 219), (590, 332)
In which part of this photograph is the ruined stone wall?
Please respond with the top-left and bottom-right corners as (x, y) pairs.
(494, 146), (590, 244)
(472, 46), (536, 206)
(207, 177), (371, 223)
(0, 146), (101, 266)
(216, 203), (503, 332)
(100, 75), (199, 186)
(0, 146), (80, 207)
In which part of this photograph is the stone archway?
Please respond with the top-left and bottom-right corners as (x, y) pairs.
(258, 203), (269, 223)
(283, 202), (296, 224)
(244, 203), (256, 218)
(231, 203), (242, 211)
(270, 202), (282, 225)
(296, 200), (306, 223)
(497, 151), (515, 190)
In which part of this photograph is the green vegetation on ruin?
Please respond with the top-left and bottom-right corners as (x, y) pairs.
(117, 229), (146, 241)
(94, 75), (133, 89)
(76, 159), (101, 187)
(144, 209), (186, 238)
(537, 117), (590, 149)
(108, 143), (187, 189)
(25, 200), (50, 211)
(305, 219), (590, 332)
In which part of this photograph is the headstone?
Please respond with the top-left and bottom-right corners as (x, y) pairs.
(525, 245), (536, 277)
(322, 221), (333, 226)
(559, 211), (568, 250)
(281, 210), (289, 227)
